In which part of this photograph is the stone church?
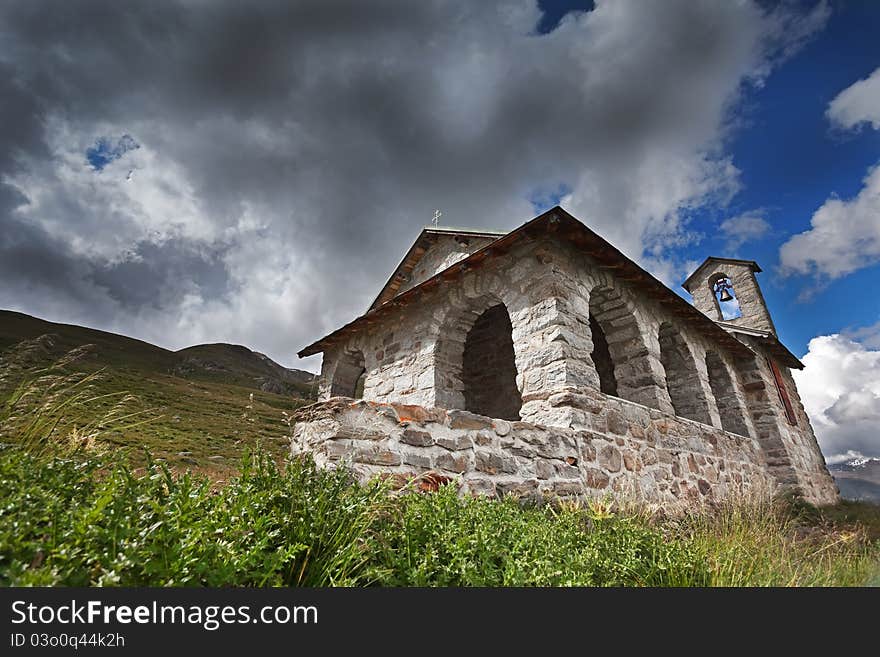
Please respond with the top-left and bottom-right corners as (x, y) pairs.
(294, 207), (838, 506)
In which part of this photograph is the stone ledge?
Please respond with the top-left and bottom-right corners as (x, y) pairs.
(290, 397), (785, 506)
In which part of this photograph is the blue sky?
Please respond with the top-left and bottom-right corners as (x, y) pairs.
(690, 1), (880, 355)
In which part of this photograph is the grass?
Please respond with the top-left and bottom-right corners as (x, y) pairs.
(1, 444), (877, 587)
(0, 448), (385, 586)
(0, 332), (312, 476)
(1, 332), (878, 587)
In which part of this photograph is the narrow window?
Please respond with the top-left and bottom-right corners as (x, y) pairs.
(767, 357), (797, 426)
(589, 313), (618, 396)
(330, 350), (366, 399)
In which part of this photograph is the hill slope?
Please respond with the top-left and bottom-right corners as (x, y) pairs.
(0, 310), (317, 475)
(0, 310), (316, 395)
(174, 343), (315, 397)
(0, 310), (178, 372)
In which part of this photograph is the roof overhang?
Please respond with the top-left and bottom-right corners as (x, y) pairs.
(715, 321), (804, 369)
(298, 207), (757, 361)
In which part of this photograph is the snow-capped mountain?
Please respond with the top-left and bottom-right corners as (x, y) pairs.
(828, 457), (880, 503)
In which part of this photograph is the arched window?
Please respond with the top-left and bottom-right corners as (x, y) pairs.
(330, 350), (366, 399)
(587, 286), (661, 409)
(658, 322), (712, 424)
(434, 298), (522, 420)
(461, 304), (522, 420)
(589, 313), (617, 396)
(705, 351), (750, 436)
(709, 273), (742, 320)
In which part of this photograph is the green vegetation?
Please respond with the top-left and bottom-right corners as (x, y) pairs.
(1, 445), (877, 587)
(1, 313), (878, 587)
(0, 449), (383, 586)
(0, 311), (316, 475)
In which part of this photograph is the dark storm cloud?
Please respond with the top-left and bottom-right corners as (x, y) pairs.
(90, 240), (231, 311)
(0, 0), (829, 367)
(0, 217), (93, 300)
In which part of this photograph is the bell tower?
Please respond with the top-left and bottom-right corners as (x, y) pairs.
(682, 257), (776, 335)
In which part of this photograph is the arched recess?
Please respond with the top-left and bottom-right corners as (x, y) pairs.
(657, 322), (713, 424)
(329, 349), (366, 399)
(588, 286), (657, 408)
(705, 351), (750, 436)
(434, 296), (522, 420)
(589, 313), (617, 396)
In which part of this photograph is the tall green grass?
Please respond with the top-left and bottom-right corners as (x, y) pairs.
(1, 445), (877, 587)
(0, 341), (155, 458)
(670, 496), (878, 586)
(0, 448), (387, 586)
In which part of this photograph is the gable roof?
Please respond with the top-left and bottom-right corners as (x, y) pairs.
(367, 226), (506, 311)
(682, 256), (762, 292)
(298, 207), (798, 367)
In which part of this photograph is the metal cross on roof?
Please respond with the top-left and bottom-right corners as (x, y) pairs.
(432, 209), (442, 227)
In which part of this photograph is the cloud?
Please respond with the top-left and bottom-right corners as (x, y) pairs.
(827, 66), (880, 131)
(843, 320), (880, 349)
(719, 210), (771, 250)
(794, 330), (880, 462)
(781, 65), (880, 282)
(0, 1), (830, 368)
(779, 163), (880, 278)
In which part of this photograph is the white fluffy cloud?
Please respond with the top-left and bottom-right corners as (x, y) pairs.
(780, 65), (880, 280)
(719, 210), (771, 251)
(779, 163), (880, 278)
(6, 118), (219, 262)
(794, 331), (880, 462)
(827, 66), (880, 130)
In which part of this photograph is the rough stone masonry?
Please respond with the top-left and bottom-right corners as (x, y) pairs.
(294, 207), (838, 506)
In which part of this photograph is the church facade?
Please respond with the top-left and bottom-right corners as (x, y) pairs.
(295, 207), (837, 506)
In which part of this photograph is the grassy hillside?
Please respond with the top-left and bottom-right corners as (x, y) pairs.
(1, 446), (878, 586)
(174, 343), (316, 397)
(0, 310), (316, 475)
(0, 309), (178, 371)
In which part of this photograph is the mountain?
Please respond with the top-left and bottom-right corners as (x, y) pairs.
(0, 309), (317, 474)
(0, 310), (316, 397)
(829, 457), (880, 503)
(174, 344), (315, 397)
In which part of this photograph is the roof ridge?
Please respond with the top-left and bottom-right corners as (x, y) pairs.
(422, 226), (508, 235)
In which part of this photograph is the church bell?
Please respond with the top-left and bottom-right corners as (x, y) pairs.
(718, 287), (734, 303)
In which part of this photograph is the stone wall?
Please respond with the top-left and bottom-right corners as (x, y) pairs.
(314, 235), (838, 505)
(291, 392), (775, 506)
(731, 335), (838, 506)
(398, 234), (498, 296)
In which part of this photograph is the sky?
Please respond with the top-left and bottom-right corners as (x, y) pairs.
(1, 1), (878, 463)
